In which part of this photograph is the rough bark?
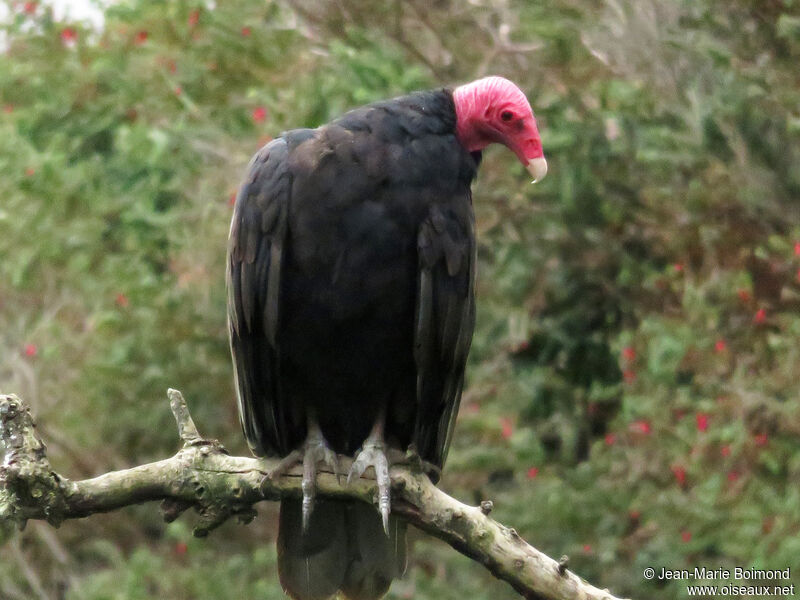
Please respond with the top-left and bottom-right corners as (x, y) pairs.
(0, 391), (627, 600)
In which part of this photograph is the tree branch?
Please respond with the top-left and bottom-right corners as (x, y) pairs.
(0, 391), (626, 600)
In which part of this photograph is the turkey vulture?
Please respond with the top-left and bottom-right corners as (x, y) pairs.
(227, 76), (546, 600)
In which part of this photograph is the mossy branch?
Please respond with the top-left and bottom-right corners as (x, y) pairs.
(0, 391), (626, 600)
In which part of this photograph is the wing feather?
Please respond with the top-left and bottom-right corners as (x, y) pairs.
(413, 201), (476, 472)
(227, 138), (291, 456)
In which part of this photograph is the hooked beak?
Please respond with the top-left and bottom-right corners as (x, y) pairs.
(526, 157), (548, 183)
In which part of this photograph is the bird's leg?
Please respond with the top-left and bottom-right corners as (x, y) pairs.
(267, 415), (341, 532)
(347, 406), (392, 534)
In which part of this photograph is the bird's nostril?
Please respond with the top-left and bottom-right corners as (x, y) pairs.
(525, 138), (542, 155)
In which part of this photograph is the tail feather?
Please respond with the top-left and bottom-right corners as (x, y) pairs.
(340, 503), (407, 600)
(277, 499), (407, 600)
(277, 499), (348, 600)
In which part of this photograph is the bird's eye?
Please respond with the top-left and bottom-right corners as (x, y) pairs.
(500, 110), (514, 122)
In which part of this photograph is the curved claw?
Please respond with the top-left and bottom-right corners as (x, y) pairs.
(376, 460), (390, 535)
(348, 441), (392, 535)
(266, 427), (341, 534)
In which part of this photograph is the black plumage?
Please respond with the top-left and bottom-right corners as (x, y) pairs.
(227, 89), (478, 600)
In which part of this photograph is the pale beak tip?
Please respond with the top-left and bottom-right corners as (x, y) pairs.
(527, 157), (548, 183)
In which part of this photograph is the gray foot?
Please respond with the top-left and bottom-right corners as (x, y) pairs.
(348, 439), (392, 534)
(267, 428), (341, 532)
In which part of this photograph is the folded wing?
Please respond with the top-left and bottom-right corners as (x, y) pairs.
(227, 138), (294, 456)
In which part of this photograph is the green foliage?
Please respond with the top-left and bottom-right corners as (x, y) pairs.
(2, 0), (800, 598)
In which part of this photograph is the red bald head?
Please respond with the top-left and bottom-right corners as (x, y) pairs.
(453, 76), (547, 182)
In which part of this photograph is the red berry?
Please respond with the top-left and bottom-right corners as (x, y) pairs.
(526, 466), (539, 479)
(174, 542), (188, 556)
(621, 346), (636, 361)
(631, 419), (651, 434)
(24, 343), (38, 358)
(604, 433), (616, 446)
(753, 433), (768, 447)
(754, 308), (766, 324)
(695, 413), (709, 433)
(61, 27), (77, 44)
(241, 26), (251, 37)
(134, 30), (148, 45)
(252, 106), (267, 123)
(500, 417), (513, 440)
(681, 531), (692, 543)
(714, 339), (727, 353)
(671, 465), (687, 486)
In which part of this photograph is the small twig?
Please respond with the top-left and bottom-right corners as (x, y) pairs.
(557, 555), (570, 576)
(0, 391), (627, 600)
(167, 389), (202, 445)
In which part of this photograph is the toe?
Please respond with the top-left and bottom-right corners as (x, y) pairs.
(346, 443), (393, 535)
(347, 456), (366, 486)
(268, 448), (303, 480)
(301, 451), (319, 532)
(374, 454), (391, 535)
(323, 450), (342, 485)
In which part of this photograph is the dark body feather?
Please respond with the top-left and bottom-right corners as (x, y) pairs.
(227, 89), (479, 600)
